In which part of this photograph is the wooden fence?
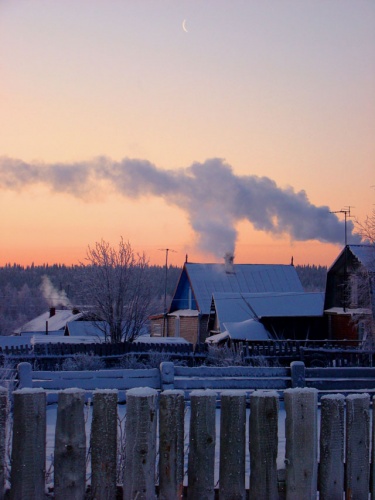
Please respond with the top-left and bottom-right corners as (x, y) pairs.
(15, 361), (375, 402)
(1, 386), (375, 499)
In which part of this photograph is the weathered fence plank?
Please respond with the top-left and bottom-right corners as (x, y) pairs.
(159, 390), (185, 500)
(10, 388), (46, 500)
(91, 389), (118, 500)
(219, 391), (246, 500)
(54, 389), (86, 500)
(284, 388), (318, 500)
(249, 390), (279, 500)
(123, 387), (158, 500)
(318, 394), (345, 499)
(187, 390), (216, 500)
(345, 393), (370, 499)
(0, 387), (7, 500)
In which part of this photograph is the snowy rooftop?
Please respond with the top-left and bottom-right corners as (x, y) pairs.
(212, 291), (325, 331)
(135, 336), (190, 344)
(30, 334), (104, 345)
(183, 263), (304, 314)
(206, 319), (271, 344)
(14, 309), (83, 335)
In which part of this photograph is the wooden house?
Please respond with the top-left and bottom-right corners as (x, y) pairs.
(150, 255), (305, 345)
(324, 244), (375, 342)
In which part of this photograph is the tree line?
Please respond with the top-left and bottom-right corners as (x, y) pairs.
(1, 238), (329, 340)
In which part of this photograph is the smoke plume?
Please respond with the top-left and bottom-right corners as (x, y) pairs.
(0, 156), (360, 257)
(40, 275), (71, 307)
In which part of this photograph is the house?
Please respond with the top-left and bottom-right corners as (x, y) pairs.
(150, 254), (306, 345)
(324, 244), (375, 343)
(206, 291), (325, 343)
(14, 307), (84, 337)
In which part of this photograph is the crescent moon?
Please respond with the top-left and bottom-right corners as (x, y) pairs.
(182, 19), (188, 33)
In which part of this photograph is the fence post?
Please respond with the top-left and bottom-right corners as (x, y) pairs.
(160, 362), (175, 390)
(249, 390), (279, 500)
(319, 394), (345, 498)
(0, 387), (8, 500)
(346, 393), (370, 499)
(220, 391), (246, 500)
(54, 389), (86, 500)
(17, 362), (32, 389)
(10, 388), (46, 500)
(91, 389), (118, 500)
(290, 361), (305, 388)
(284, 387), (318, 500)
(187, 389), (216, 500)
(123, 387), (158, 500)
(159, 390), (185, 500)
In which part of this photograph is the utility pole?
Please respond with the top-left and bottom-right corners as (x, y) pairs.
(159, 248), (176, 336)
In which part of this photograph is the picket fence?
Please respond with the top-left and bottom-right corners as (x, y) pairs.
(1, 386), (375, 499)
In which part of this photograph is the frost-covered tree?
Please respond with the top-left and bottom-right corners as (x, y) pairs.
(351, 209), (375, 346)
(83, 238), (154, 343)
(355, 208), (375, 244)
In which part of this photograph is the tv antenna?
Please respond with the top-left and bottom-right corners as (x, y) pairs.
(159, 248), (177, 336)
(330, 206), (354, 246)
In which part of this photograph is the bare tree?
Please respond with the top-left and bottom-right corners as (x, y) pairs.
(351, 210), (375, 347)
(83, 238), (154, 343)
(355, 208), (375, 244)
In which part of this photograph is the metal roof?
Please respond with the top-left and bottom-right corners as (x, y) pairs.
(212, 291), (325, 331)
(349, 244), (375, 269)
(15, 309), (83, 335)
(184, 263), (303, 314)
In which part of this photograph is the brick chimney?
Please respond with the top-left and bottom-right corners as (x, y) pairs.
(224, 252), (235, 274)
(49, 307), (56, 318)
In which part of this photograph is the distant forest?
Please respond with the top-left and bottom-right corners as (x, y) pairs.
(0, 263), (326, 336)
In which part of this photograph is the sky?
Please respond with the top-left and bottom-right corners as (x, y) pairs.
(0, 0), (374, 268)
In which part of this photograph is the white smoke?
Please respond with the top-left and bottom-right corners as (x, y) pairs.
(40, 275), (71, 307)
(0, 156), (361, 258)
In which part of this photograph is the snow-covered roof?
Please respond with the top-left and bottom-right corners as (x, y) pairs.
(30, 334), (104, 345)
(324, 307), (373, 316)
(174, 263), (304, 315)
(65, 321), (107, 338)
(205, 319), (270, 343)
(328, 244), (375, 272)
(348, 244), (375, 269)
(168, 309), (199, 317)
(15, 309), (83, 335)
(212, 291), (325, 332)
(134, 336), (190, 344)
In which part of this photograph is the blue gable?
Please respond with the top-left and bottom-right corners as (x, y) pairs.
(170, 262), (304, 315)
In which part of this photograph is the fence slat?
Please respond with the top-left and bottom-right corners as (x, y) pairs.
(249, 390), (279, 500)
(284, 388), (318, 500)
(219, 391), (246, 500)
(91, 389), (118, 500)
(54, 389), (86, 500)
(0, 387), (8, 500)
(124, 387), (158, 500)
(319, 394), (345, 499)
(187, 390), (216, 500)
(345, 393), (370, 499)
(159, 390), (185, 500)
(10, 389), (46, 500)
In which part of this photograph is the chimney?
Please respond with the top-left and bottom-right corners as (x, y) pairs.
(224, 252), (235, 274)
(49, 307), (56, 318)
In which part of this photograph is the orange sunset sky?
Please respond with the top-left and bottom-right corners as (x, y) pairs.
(0, 1), (374, 268)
